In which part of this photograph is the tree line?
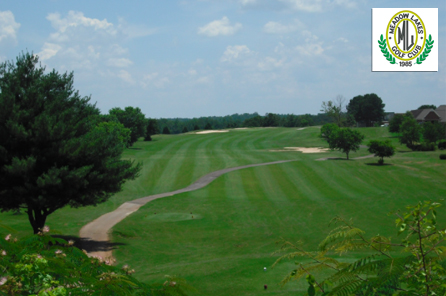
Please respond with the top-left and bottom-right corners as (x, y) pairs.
(155, 112), (332, 135)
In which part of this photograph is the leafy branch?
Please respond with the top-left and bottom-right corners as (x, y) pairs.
(273, 200), (446, 295)
(378, 34), (396, 64)
(416, 34), (434, 64)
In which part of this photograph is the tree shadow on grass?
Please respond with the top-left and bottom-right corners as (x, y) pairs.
(52, 235), (126, 253)
(365, 163), (393, 166)
(316, 157), (347, 161)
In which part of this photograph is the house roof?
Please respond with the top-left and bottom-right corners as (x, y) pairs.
(411, 108), (441, 122)
(411, 109), (424, 119)
(436, 105), (446, 122)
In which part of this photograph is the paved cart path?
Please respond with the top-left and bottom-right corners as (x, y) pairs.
(79, 160), (298, 259)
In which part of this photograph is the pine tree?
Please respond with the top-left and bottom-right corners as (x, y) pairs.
(0, 53), (141, 234)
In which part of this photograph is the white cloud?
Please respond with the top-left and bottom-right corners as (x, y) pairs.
(296, 43), (324, 55)
(39, 11), (144, 76)
(240, 0), (257, 5)
(197, 76), (210, 84)
(333, 0), (357, 9)
(257, 57), (285, 70)
(109, 44), (128, 55)
(295, 30), (324, 56)
(117, 17), (156, 38)
(37, 43), (62, 61)
(143, 72), (159, 80)
(0, 10), (20, 44)
(221, 45), (251, 62)
(279, 0), (323, 12)
(47, 11), (115, 35)
(264, 20), (303, 34)
(141, 72), (170, 88)
(118, 70), (134, 84)
(46, 11), (117, 43)
(198, 17), (242, 37)
(106, 58), (133, 68)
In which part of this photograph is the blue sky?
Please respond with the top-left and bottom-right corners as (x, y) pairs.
(1, 0), (444, 118)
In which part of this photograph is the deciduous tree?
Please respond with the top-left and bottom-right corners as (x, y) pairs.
(109, 106), (146, 146)
(399, 112), (421, 149)
(422, 121), (445, 144)
(320, 95), (346, 127)
(327, 128), (364, 159)
(0, 53), (140, 234)
(418, 104), (436, 110)
(388, 113), (405, 133)
(367, 139), (395, 164)
(347, 93), (385, 127)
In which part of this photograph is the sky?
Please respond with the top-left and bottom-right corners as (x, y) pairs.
(0, 0), (444, 118)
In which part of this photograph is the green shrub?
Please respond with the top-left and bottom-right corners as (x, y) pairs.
(412, 142), (436, 151)
(0, 227), (193, 295)
(438, 140), (446, 150)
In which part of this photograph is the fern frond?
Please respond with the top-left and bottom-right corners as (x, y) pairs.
(328, 278), (362, 296)
(319, 227), (366, 252)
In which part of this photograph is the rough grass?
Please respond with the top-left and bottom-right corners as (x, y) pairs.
(1, 127), (445, 295)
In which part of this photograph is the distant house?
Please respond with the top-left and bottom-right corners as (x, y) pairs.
(435, 105), (446, 123)
(382, 112), (395, 123)
(410, 108), (442, 123)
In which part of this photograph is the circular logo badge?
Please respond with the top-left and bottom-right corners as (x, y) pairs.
(377, 9), (434, 67)
(386, 10), (425, 61)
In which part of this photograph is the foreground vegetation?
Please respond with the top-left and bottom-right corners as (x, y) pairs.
(1, 127), (445, 295)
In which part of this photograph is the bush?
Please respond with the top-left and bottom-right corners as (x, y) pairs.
(438, 140), (446, 150)
(0, 227), (193, 295)
(412, 142), (436, 151)
(440, 154), (446, 160)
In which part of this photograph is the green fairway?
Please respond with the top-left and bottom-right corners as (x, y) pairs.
(2, 127), (445, 295)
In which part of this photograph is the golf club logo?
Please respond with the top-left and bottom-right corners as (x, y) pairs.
(377, 10), (434, 67)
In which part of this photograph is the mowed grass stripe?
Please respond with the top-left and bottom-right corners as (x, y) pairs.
(151, 135), (205, 193)
(189, 136), (216, 182)
(141, 135), (208, 194)
(123, 135), (193, 196)
(172, 135), (207, 189)
(252, 165), (294, 207)
(238, 166), (293, 233)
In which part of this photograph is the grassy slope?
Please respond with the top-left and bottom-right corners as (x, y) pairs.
(109, 127), (444, 295)
(1, 127), (445, 295)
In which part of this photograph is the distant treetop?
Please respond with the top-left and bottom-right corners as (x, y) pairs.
(418, 104), (436, 110)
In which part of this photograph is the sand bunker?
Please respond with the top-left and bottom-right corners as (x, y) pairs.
(297, 128), (306, 130)
(270, 147), (330, 153)
(195, 130), (229, 134)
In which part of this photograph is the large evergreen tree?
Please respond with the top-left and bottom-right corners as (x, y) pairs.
(0, 53), (141, 234)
